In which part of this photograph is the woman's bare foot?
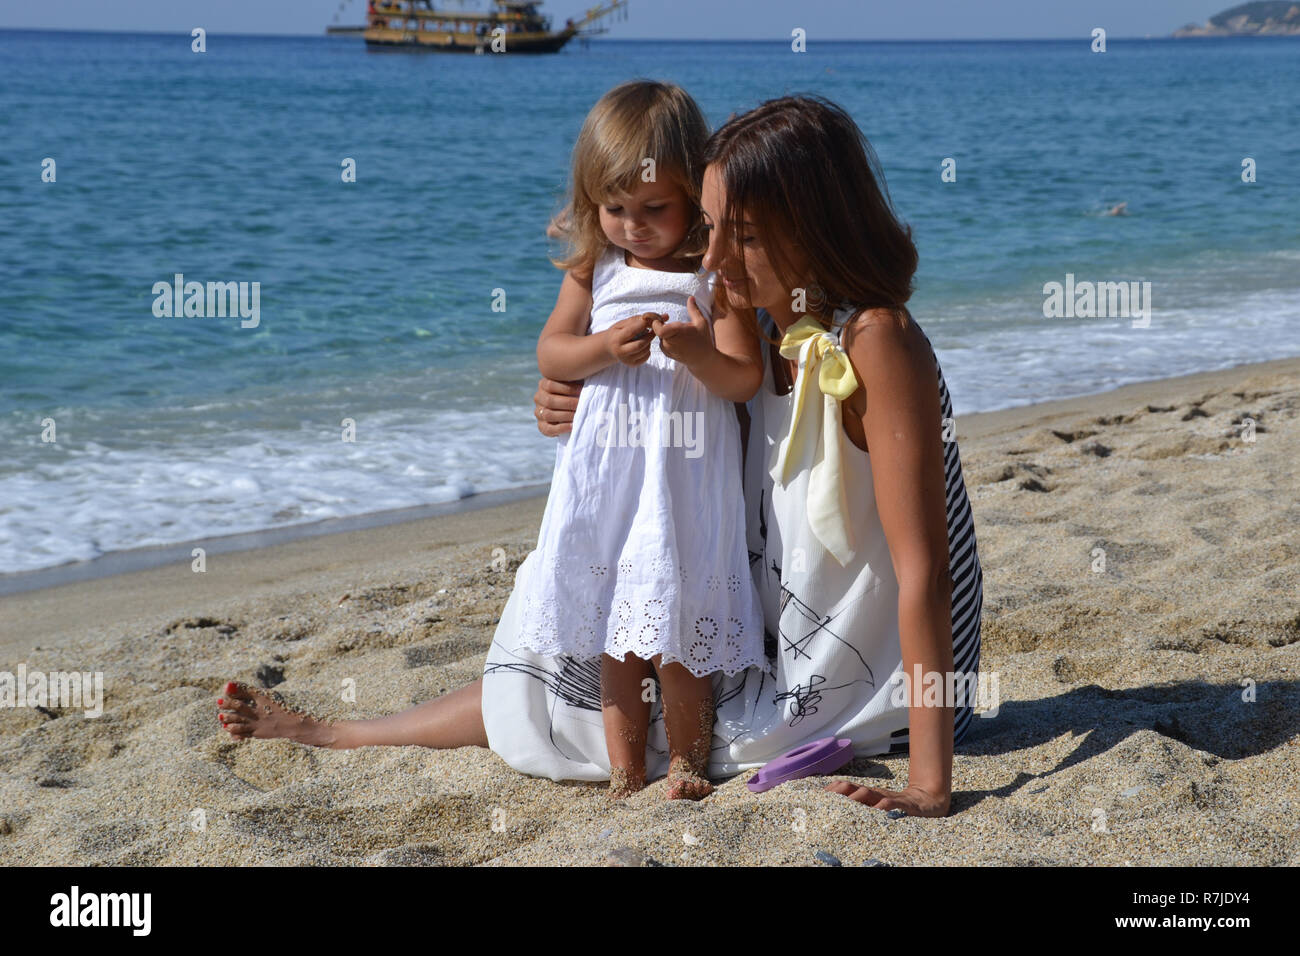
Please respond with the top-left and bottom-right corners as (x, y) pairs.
(608, 765), (647, 799)
(217, 681), (337, 747)
(665, 755), (713, 800)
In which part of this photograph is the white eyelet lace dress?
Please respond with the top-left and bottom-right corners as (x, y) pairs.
(481, 303), (983, 782)
(505, 242), (766, 682)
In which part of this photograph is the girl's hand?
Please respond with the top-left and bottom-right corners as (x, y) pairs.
(605, 313), (659, 366)
(651, 295), (714, 368)
(823, 781), (952, 817)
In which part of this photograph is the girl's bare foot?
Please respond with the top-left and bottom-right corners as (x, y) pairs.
(216, 681), (337, 747)
(665, 755), (713, 800)
(659, 675), (716, 800)
(608, 765), (646, 799)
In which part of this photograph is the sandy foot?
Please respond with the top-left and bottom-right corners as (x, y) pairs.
(665, 756), (713, 800)
(608, 766), (647, 799)
(217, 680), (337, 747)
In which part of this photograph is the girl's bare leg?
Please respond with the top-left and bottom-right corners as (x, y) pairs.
(216, 678), (489, 749)
(652, 656), (715, 800)
(601, 652), (653, 798)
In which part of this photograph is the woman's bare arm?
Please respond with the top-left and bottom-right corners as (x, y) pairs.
(829, 310), (955, 817)
(695, 298), (764, 402)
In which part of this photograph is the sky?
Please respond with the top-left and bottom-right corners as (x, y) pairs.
(0, 0), (1230, 40)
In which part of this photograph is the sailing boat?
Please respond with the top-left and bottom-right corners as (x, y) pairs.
(361, 0), (629, 53)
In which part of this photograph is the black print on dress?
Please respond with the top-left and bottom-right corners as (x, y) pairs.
(748, 488), (768, 569)
(486, 652), (668, 761)
(484, 654), (604, 711)
(772, 673), (876, 727)
(778, 586), (874, 679)
(773, 587), (877, 728)
(709, 668), (769, 753)
(713, 673), (751, 711)
(773, 674), (826, 726)
(750, 487), (780, 663)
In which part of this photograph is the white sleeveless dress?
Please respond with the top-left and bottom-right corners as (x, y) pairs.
(482, 305), (983, 781)
(507, 244), (766, 678)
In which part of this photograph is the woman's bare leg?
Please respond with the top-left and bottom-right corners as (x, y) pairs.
(652, 656), (715, 800)
(601, 652), (653, 798)
(217, 678), (489, 749)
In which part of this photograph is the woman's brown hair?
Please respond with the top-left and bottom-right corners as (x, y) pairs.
(701, 94), (918, 344)
(551, 80), (710, 276)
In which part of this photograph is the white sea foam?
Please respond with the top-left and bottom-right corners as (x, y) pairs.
(5, 288), (1298, 577)
(0, 405), (557, 575)
(930, 285), (1300, 415)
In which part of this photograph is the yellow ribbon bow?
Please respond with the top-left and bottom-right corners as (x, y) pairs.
(769, 314), (861, 567)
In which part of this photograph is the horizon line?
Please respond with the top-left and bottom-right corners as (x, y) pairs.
(0, 26), (1207, 42)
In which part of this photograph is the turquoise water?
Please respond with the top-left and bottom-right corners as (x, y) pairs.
(1, 31), (1298, 573)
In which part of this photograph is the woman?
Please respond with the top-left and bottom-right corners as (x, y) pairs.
(218, 94), (982, 819)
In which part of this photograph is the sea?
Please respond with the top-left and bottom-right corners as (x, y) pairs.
(1, 30), (1298, 577)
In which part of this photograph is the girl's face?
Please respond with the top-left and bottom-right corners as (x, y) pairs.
(700, 163), (804, 317)
(598, 178), (693, 261)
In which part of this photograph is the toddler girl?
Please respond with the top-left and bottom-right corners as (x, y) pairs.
(516, 79), (764, 799)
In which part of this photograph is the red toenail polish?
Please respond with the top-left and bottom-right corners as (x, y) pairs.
(218, 699), (224, 705)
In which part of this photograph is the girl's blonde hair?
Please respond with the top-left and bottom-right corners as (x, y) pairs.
(551, 80), (710, 276)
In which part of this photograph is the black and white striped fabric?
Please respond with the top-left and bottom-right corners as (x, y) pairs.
(923, 324), (983, 746)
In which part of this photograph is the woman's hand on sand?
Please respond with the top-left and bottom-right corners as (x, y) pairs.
(651, 295), (713, 369)
(823, 780), (951, 817)
(606, 313), (660, 366)
(534, 377), (582, 436)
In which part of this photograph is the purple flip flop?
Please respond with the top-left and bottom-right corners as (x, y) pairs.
(746, 736), (854, 793)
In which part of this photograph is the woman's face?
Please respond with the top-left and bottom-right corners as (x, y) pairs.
(700, 164), (801, 315)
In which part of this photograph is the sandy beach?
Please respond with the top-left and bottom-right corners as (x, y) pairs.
(2, 357), (1298, 866)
